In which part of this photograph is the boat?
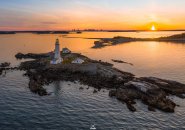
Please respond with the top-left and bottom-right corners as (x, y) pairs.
(76, 31), (82, 34)
(90, 124), (96, 130)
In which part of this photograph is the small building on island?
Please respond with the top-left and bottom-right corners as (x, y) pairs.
(62, 47), (71, 54)
(50, 39), (63, 64)
(72, 58), (85, 64)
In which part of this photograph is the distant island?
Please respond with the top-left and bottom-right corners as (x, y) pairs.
(93, 33), (185, 48)
(0, 31), (80, 35)
(1, 30), (185, 35)
(0, 31), (16, 34)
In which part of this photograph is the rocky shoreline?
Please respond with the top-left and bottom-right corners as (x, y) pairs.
(0, 62), (18, 76)
(112, 59), (133, 66)
(11, 51), (185, 113)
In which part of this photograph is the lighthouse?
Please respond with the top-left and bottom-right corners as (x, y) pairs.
(50, 39), (63, 64)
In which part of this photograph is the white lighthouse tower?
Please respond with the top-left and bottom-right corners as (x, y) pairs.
(50, 39), (63, 64)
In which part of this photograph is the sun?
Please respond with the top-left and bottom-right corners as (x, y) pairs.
(151, 25), (156, 31)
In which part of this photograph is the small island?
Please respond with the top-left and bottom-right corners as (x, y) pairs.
(0, 31), (16, 35)
(1, 39), (181, 113)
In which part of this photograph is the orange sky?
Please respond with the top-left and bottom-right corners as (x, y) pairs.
(0, 0), (185, 31)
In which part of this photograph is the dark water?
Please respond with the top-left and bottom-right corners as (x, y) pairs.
(0, 32), (185, 129)
(1, 71), (185, 130)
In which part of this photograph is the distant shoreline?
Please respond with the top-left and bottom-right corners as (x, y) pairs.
(0, 31), (16, 34)
(93, 33), (185, 48)
(0, 30), (185, 35)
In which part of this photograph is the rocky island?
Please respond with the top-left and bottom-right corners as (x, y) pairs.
(12, 48), (185, 113)
(1, 39), (184, 113)
(93, 33), (185, 48)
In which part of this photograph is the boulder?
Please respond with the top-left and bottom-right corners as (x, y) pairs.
(148, 106), (156, 112)
(93, 89), (98, 93)
(79, 87), (84, 90)
(29, 79), (47, 96)
(109, 89), (116, 97)
(126, 103), (136, 112)
(0, 62), (10, 68)
(0, 69), (2, 75)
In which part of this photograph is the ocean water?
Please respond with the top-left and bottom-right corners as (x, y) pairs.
(0, 31), (185, 129)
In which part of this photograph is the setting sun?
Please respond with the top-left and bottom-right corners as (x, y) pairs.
(151, 25), (156, 31)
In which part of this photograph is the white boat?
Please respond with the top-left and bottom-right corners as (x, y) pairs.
(90, 124), (96, 130)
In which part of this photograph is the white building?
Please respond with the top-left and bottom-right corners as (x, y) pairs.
(62, 48), (71, 54)
(72, 58), (85, 64)
(50, 39), (63, 64)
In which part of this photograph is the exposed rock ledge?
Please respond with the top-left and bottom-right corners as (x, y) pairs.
(109, 77), (185, 112)
(0, 62), (18, 76)
(15, 52), (185, 113)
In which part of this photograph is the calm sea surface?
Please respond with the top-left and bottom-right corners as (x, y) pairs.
(0, 31), (185, 129)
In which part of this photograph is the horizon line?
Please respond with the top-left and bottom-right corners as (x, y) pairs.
(1, 29), (185, 32)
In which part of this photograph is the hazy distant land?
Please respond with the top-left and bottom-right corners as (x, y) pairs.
(93, 33), (185, 48)
(0, 31), (16, 34)
(1, 30), (185, 35)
